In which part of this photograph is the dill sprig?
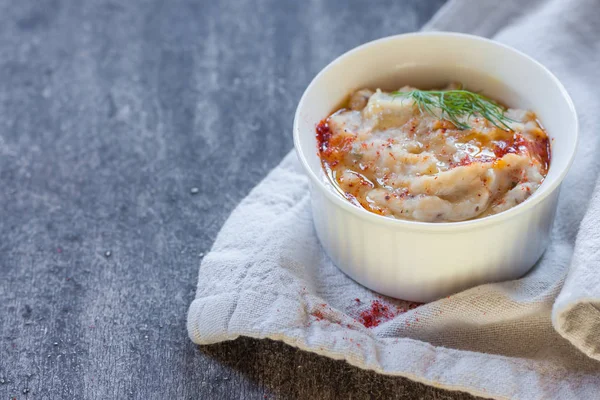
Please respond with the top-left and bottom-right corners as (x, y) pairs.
(392, 89), (515, 130)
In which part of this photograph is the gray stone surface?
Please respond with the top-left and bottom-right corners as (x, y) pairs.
(0, 0), (481, 399)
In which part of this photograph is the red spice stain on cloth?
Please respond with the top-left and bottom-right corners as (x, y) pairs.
(312, 310), (325, 321)
(310, 303), (332, 322)
(357, 299), (422, 328)
(309, 299), (422, 329)
(359, 300), (394, 328)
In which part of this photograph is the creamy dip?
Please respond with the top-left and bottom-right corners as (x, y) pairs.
(317, 86), (550, 222)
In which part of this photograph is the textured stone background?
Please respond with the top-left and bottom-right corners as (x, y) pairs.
(0, 0), (481, 399)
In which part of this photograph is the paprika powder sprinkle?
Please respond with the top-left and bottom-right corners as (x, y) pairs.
(315, 119), (331, 152)
(358, 300), (395, 328)
(312, 310), (325, 321)
(356, 299), (422, 328)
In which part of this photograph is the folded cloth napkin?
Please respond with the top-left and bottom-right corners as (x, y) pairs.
(188, 0), (600, 398)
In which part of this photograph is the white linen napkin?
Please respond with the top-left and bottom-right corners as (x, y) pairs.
(188, 0), (600, 398)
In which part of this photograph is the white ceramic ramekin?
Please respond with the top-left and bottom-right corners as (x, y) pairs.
(293, 32), (578, 302)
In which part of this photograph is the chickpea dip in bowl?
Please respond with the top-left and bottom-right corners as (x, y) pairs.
(293, 33), (577, 302)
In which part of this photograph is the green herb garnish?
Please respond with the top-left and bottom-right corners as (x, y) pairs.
(392, 89), (515, 130)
